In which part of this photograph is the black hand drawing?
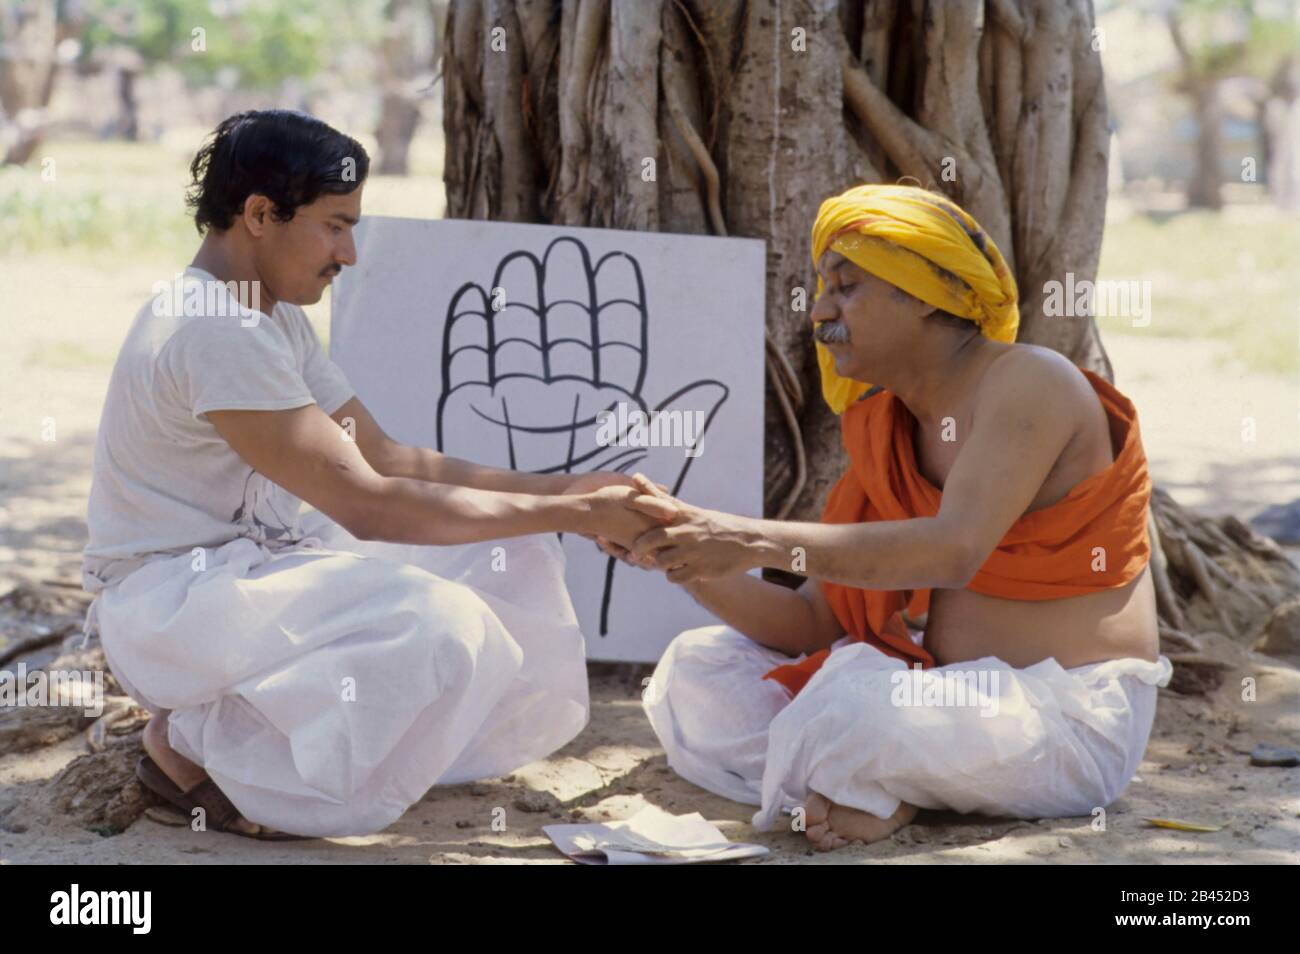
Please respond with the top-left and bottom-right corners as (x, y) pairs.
(436, 235), (730, 636)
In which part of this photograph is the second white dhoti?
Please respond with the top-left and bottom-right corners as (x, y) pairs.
(90, 512), (588, 837)
(643, 624), (1172, 832)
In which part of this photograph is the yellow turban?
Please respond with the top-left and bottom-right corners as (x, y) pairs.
(809, 184), (1020, 414)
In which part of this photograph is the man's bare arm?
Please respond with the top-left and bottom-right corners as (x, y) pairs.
(747, 354), (1077, 586)
(631, 351), (1080, 588)
(329, 396), (571, 495)
(206, 403), (655, 546)
(675, 574), (845, 657)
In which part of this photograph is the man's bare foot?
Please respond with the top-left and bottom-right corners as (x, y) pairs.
(803, 791), (918, 851)
(142, 712), (272, 837)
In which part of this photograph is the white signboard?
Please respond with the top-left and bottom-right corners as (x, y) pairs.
(331, 217), (766, 662)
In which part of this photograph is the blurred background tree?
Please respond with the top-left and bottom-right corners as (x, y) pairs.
(0, 0), (448, 171)
(75, 0), (357, 141)
(0, 0), (80, 164)
(375, 0), (445, 174)
(1155, 0), (1300, 209)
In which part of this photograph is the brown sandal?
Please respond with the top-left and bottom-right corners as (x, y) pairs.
(136, 755), (311, 841)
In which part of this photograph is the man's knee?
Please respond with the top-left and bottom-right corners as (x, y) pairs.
(649, 625), (789, 735)
(663, 624), (779, 667)
(650, 625), (775, 698)
(383, 573), (522, 690)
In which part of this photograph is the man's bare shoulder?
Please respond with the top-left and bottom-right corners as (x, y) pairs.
(974, 345), (1115, 499)
(976, 343), (1099, 426)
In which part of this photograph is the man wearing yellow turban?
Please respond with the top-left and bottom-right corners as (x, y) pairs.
(809, 183), (1020, 414)
(604, 183), (1170, 851)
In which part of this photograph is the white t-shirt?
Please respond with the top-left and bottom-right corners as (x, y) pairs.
(81, 266), (355, 593)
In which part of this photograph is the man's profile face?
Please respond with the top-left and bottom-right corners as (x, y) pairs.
(811, 249), (934, 381)
(252, 186), (363, 307)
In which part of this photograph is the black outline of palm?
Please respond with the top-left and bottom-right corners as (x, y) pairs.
(436, 235), (730, 635)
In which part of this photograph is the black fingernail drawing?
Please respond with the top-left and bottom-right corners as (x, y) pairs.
(435, 235), (730, 635)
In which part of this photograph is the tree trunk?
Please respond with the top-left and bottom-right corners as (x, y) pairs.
(376, 90), (422, 174)
(441, 0), (1300, 660)
(116, 68), (140, 142)
(1186, 82), (1223, 210)
(1262, 56), (1300, 212)
(0, 0), (61, 165)
(374, 0), (444, 175)
(1166, 10), (1225, 211)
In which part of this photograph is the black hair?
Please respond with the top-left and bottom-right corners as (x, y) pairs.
(186, 109), (370, 234)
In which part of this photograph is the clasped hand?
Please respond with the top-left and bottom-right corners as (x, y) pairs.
(584, 473), (757, 583)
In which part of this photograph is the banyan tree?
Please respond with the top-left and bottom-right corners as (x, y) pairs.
(441, 0), (1299, 682)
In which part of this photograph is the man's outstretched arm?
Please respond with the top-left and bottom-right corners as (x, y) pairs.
(330, 396), (621, 495)
(207, 402), (663, 547)
(629, 354), (1079, 588)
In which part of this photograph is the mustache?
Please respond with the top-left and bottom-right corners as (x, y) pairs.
(814, 319), (851, 344)
(321, 265), (342, 277)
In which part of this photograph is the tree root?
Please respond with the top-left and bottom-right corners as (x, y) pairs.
(1150, 487), (1300, 681)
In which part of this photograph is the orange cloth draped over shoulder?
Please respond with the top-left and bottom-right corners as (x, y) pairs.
(761, 366), (1154, 698)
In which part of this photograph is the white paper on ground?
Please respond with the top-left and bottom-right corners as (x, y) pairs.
(543, 803), (768, 865)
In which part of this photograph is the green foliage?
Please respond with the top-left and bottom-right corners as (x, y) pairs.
(1161, 0), (1299, 81)
(76, 0), (384, 90)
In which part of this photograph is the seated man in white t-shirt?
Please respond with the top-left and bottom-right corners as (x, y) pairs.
(81, 110), (675, 839)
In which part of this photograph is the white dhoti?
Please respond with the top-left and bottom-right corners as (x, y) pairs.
(89, 513), (588, 837)
(642, 624), (1172, 832)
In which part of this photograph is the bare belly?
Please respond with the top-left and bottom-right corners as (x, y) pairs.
(923, 564), (1159, 669)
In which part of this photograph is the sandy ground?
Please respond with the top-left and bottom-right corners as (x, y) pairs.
(2, 654), (1298, 865)
(1, 266), (1297, 863)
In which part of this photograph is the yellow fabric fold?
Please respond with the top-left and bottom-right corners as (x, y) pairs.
(810, 184), (1020, 414)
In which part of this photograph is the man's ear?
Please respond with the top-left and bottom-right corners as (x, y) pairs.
(241, 194), (274, 237)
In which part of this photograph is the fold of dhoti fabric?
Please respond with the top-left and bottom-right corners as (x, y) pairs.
(95, 514), (588, 837)
(642, 625), (797, 808)
(644, 625), (1172, 833)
